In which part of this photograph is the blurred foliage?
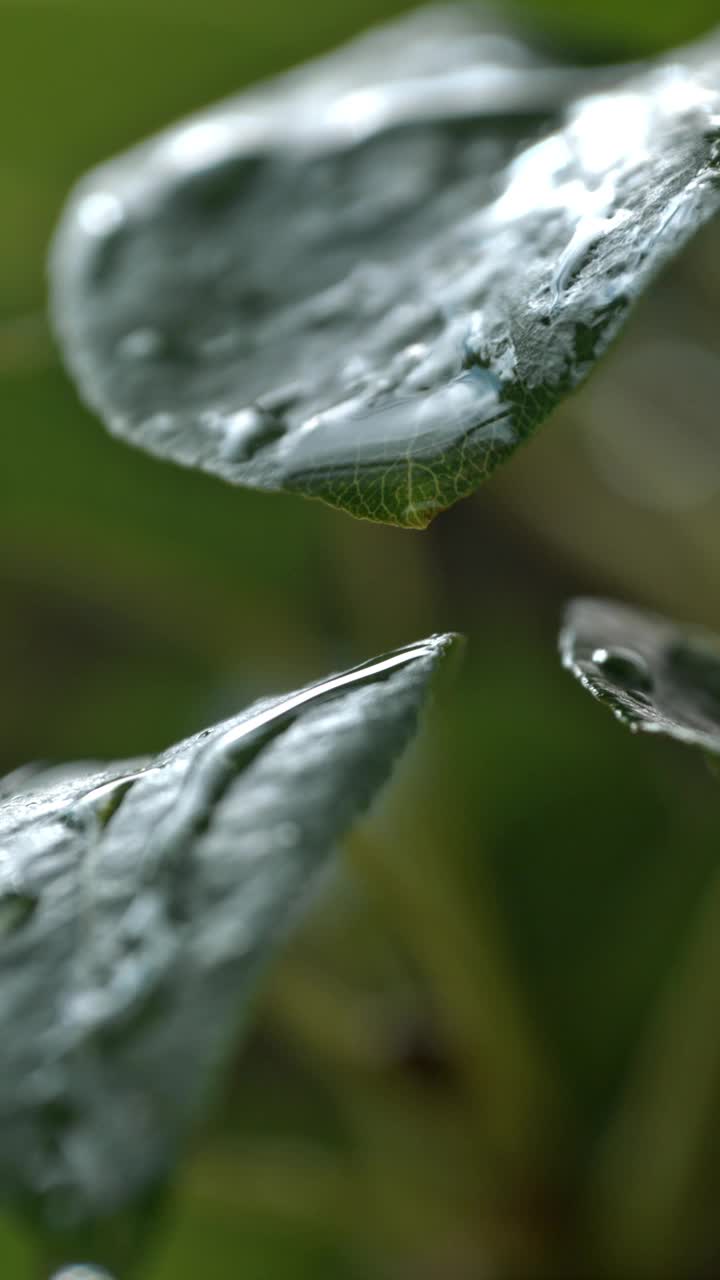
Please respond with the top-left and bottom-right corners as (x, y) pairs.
(3, 1), (720, 1277)
(517, 0), (718, 51)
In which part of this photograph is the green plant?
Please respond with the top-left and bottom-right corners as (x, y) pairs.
(4, 4), (720, 1278)
(0, 637), (459, 1276)
(50, 9), (720, 527)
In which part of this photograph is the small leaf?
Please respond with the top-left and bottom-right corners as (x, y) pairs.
(50, 6), (718, 528)
(560, 597), (720, 754)
(0, 634), (460, 1230)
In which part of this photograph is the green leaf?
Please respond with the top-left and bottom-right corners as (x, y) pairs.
(49, 5), (711, 528)
(0, 634), (459, 1234)
(560, 597), (720, 754)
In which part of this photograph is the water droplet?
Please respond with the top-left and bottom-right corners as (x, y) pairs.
(142, 412), (175, 440)
(50, 1266), (115, 1280)
(117, 328), (165, 360)
(388, 341), (430, 385)
(60, 769), (152, 834)
(324, 87), (388, 142)
(219, 408), (285, 463)
(551, 209), (631, 304)
(198, 640), (443, 764)
(256, 382), (305, 414)
(76, 191), (124, 237)
(0, 890), (37, 936)
(591, 646), (653, 694)
(341, 354), (372, 387)
(167, 118), (235, 171)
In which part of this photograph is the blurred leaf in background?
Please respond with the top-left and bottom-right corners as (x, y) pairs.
(4, 1), (720, 1278)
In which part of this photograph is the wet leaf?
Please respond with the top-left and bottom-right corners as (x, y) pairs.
(560, 598), (720, 754)
(0, 634), (459, 1230)
(47, 4), (707, 528)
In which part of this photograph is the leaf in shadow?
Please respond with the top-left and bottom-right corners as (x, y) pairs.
(50, 4), (720, 527)
(560, 597), (720, 754)
(0, 634), (460, 1232)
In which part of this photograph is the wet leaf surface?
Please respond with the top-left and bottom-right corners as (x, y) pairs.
(560, 598), (720, 754)
(0, 634), (459, 1229)
(49, 5), (720, 527)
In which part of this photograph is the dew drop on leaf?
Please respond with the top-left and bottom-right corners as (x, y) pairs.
(50, 1267), (115, 1280)
(217, 407), (287, 462)
(51, 10), (720, 526)
(561, 598), (720, 756)
(590, 646), (654, 694)
(0, 634), (461, 1225)
(116, 328), (166, 361)
(75, 192), (125, 238)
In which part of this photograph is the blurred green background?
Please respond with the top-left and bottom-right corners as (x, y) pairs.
(3, 1), (720, 1277)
